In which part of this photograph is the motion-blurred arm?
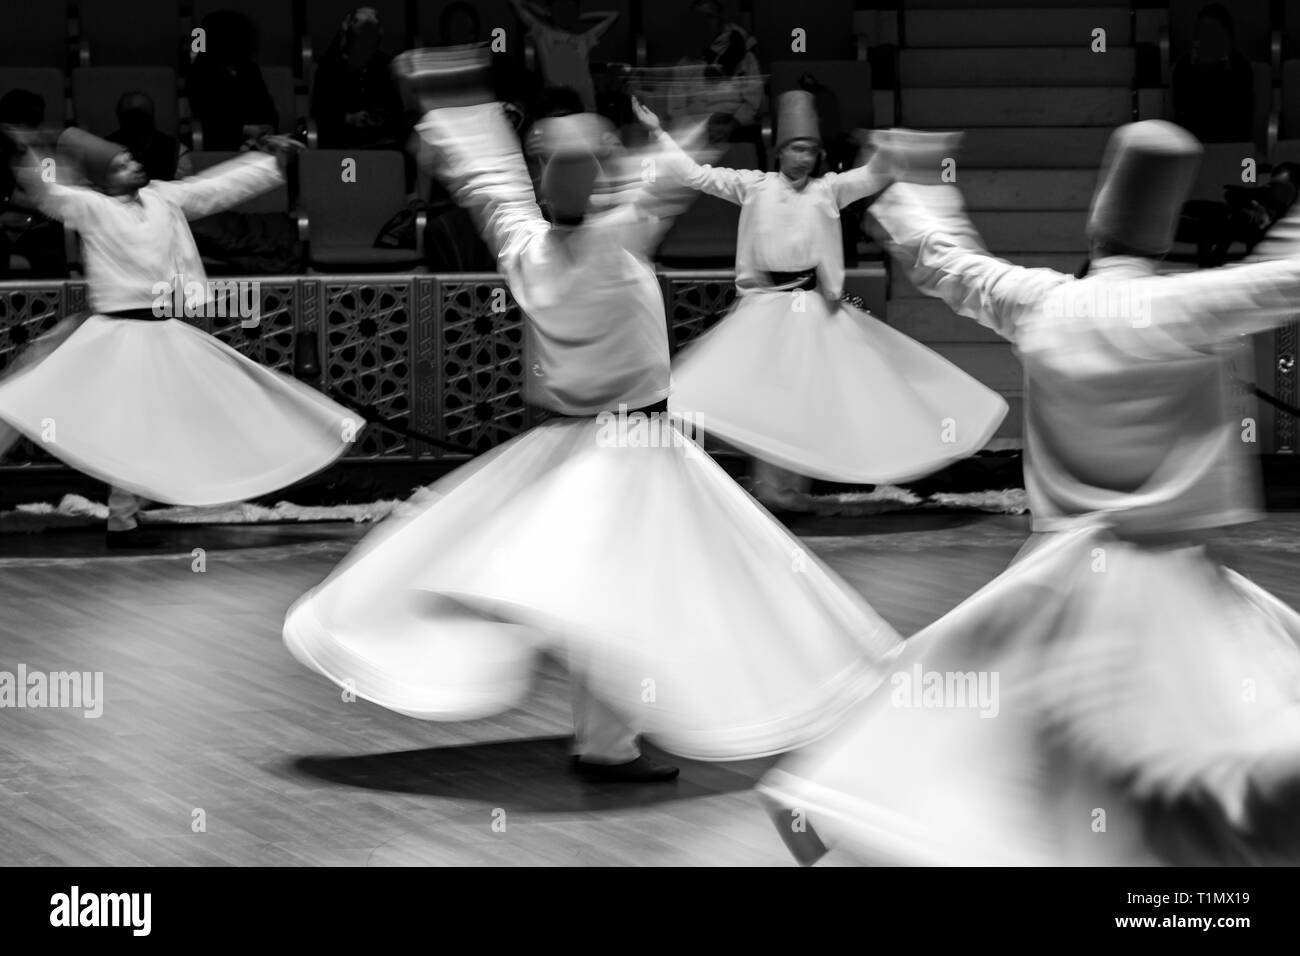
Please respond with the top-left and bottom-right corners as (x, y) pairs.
(632, 97), (764, 206)
(827, 140), (892, 207)
(872, 182), (1070, 343)
(150, 149), (284, 220)
(417, 103), (566, 307)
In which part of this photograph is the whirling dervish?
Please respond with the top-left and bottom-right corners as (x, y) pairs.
(761, 123), (1300, 866)
(0, 126), (363, 548)
(282, 48), (901, 783)
(633, 92), (1007, 514)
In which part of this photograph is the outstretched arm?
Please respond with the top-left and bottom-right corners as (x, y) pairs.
(1140, 235), (1300, 346)
(11, 147), (102, 227)
(878, 182), (1300, 352)
(418, 103), (567, 305)
(581, 10), (619, 43)
(826, 140), (892, 208)
(510, 0), (547, 32)
(150, 143), (290, 220)
(872, 182), (1071, 343)
(632, 97), (764, 205)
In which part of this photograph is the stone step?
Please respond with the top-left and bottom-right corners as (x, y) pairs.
(973, 210), (1089, 252)
(927, 342), (1024, 391)
(903, 87), (1131, 127)
(905, 7), (1130, 47)
(957, 169), (1097, 210)
(950, 126), (1115, 168)
(886, 298), (1009, 343)
(900, 47), (1134, 86)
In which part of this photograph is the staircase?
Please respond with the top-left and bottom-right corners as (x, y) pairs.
(887, 0), (1137, 447)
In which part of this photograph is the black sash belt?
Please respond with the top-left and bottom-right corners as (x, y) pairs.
(105, 308), (169, 321)
(551, 398), (669, 419)
(764, 270), (817, 291)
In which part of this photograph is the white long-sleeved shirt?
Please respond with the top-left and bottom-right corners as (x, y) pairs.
(419, 104), (671, 416)
(873, 182), (1300, 535)
(19, 152), (283, 314)
(655, 130), (888, 298)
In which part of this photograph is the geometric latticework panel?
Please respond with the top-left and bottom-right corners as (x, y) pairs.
(0, 284), (75, 463)
(0, 271), (746, 469)
(0, 285), (66, 373)
(439, 278), (528, 454)
(664, 273), (737, 353)
(1276, 321), (1298, 453)
(321, 279), (413, 459)
(208, 280), (298, 374)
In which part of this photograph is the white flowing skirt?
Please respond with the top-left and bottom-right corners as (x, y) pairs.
(669, 293), (1009, 482)
(284, 415), (901, 761)
(760, 524), (1300, 865)
(0, 314), (364, 505)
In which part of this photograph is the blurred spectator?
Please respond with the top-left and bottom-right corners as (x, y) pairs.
(107, 92), (192, 182)
(188, 10), (279, 150)
(678, 1), (763, 165)
(1177, 162), (1300, 266)
(0, 89), (65, 277)
(1171, 3), (1254, 144)
(510, 0), (618, 113)
(310, 6), (404, 150)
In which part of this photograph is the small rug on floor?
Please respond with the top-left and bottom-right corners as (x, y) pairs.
(0, 487), (1029, 534)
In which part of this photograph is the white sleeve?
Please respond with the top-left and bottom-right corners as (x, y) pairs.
(872, 183), (1072, 343)
(149, 151), (283, 220)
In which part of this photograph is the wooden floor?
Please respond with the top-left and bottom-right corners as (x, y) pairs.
(5, 512), (1300, 866)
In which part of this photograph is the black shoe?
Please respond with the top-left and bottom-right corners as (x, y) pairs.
(759, 791), (830, 867)
(106, 528), (169, 551)
(571, 754), (680, 783)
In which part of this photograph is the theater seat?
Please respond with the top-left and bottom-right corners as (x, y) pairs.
(189, 152), (290, 214)
(298, 149), (424, 272)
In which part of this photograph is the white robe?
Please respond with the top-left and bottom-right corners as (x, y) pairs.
(652, 135), (1009, 484)
(759, 182), (1300, 866)
(282, 104), (902, 759)
(0, 153), (363, 505)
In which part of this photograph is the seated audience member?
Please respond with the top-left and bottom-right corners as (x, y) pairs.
(310, 7), (404, 151)
(108, 92), (192, 182)
(0, 89), (65, 278)
(1171, 3), (1254, 144)
(188, 10), (279, 150)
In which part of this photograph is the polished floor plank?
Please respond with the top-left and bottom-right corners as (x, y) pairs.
(2, 513), (1298, 866)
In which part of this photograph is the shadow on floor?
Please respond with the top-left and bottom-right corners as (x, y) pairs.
(291, 735), (779, 813)
(0, 521), (361, 558)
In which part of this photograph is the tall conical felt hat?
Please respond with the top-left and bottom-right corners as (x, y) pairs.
(775, 90), (820, 150)
(391, 44), (494, 113)
(869, 128), (963, 185)
(1086, 120), (1202, 257)
(57, 127), (127, 187)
